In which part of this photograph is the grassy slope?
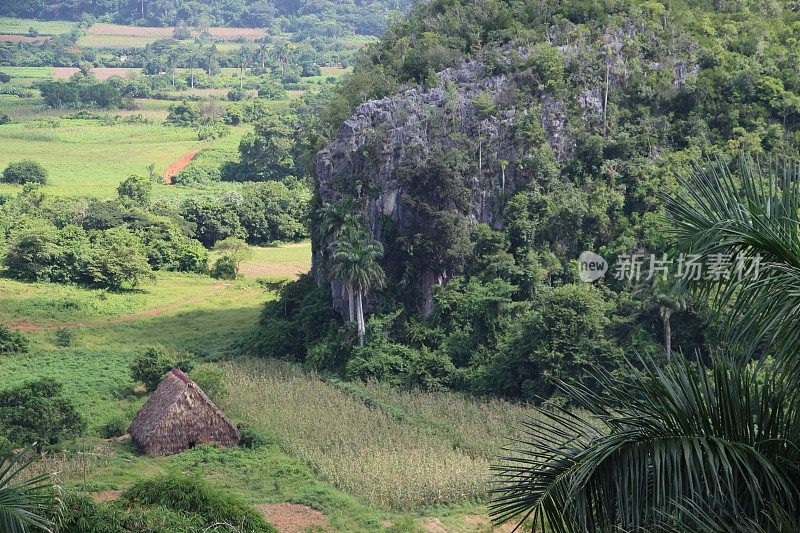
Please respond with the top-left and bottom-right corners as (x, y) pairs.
(0, 240), (524, 531)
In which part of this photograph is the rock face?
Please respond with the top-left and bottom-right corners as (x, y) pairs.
(314, 52), (559, 316)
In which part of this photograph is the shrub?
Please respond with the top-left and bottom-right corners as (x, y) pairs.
(0, 378), (86, 447)
(122, 472), (276, 532)
(0, 324), (29, 355)
(2, 159), (48, 185)
(238, 427), (273, 449)
(54, 327), (74, 347)
(0, 72), (11, 83)
(0, 436), (11, 456)
(130, 345), (174, 392)
(190, 367), (228, 402)
(99, 415), (129, 438)
(0, 113), (10, 124)
(227, 87), (247, 101)
(210, 255), (238, 279)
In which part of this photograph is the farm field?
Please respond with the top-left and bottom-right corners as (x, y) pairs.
(0, 17), (75, 35)
(78, 23), (269, 48)
(0, 239), (525, 531)
(0, 119), (252, 198)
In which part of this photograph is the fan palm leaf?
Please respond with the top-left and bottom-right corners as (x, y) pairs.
(0, 447), (55, 532)
(490, 357), (800, 531)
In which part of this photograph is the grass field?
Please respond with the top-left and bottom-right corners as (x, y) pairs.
(0, 119), (253, 198)
(0, 17), (75, 35)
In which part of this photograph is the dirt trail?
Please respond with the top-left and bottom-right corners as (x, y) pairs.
(164, 147), (204, 184)
(10, 284), (230, 333)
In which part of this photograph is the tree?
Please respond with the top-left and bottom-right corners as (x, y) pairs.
(117, 175), (152, 206)
(0, 324), (28, 355)
(636, 276), (687, 360)
(2, 160), (47, 185)
(490, 159), (800, 530)
(231, 112), (296, 181)
(0, 447), (56, 532)
(213, 237), (253, 271)
(666, 159), (800, 364)
(0, 378), (85, 447)
(330, 230), (386, 346)
(130, 345), (174, 392)
(86, 228), (153, 289)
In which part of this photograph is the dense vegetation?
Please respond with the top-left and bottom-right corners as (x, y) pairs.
(1, 0), (414, 37)
(248, 0), (800, 403)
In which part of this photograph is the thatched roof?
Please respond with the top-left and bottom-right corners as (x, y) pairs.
(129, 368), (240, 456)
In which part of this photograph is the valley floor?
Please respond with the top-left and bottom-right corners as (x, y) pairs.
(0, 242), (526, 532)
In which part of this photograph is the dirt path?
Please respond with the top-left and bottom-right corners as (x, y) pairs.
(10, 283), (230, 333)
(164, 147), (204, 184)
(257, 503), (329, 533)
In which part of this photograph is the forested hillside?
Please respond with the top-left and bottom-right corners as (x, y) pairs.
(255, 0), (800, 402)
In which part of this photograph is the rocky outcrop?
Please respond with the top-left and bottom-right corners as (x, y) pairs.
(314, 53), (564, 315)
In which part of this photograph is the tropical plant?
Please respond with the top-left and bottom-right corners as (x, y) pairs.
(490, 159), (800, 530)
(330, 229), (386, 346)
(666, 158), (800, 365)
(489, 357), (800, 532)
(0, 447), (56, 532)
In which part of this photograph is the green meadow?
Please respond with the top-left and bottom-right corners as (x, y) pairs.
(0, 119), (253, 199)
(0, 17), (75, 35)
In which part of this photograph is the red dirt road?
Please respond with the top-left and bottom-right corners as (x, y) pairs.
(164, 148), (203, 184)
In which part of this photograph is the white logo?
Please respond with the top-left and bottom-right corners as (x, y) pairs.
(578, 251), (608, 282)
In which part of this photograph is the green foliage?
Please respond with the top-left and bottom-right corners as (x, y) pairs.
(49, 490), (206, 533)
(165, 101), (200, 127)
(122, 472), (276, 532)
(238, 427), (273, 449)
(489, 283), (624, 402)
(0, 378), (85, 447)
(190, 367), (228, 402)
(53, 327), (73, 347)
(228, 112), (296, 182)
(2, 159), (48, 185)
(0, 324), (28, 355)
(38, 76), (122, 109)
(490, 357), (800, 532)
(85, 228), (154, 289)
(130, 345), (176, 392)
(210, 255), (238, 280)
(99, 415), (128, 439)
(116, 175), (152, 206)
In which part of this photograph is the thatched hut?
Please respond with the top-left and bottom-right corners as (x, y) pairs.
(129, 368), (240, 456)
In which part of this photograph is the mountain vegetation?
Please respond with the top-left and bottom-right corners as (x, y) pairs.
(249, 0), (800, 404)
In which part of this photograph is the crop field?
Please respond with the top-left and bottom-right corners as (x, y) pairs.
(0, 17), (75, 35)
(52, 66), (140, 80)
(222, 360), (536, 511)
(78, 23), (268, 48)
(0, 119), (253, 198)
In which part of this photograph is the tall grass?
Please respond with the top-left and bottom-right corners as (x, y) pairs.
(221, 359), (538, 511)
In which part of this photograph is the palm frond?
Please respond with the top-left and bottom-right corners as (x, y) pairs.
(0, 447), (56, 532)
(490, 356), (800, 531)
(664, 157), (800, 362)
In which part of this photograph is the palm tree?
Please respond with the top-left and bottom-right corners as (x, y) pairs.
(636, 276), (687, 360)
(329, 230), (386, 346)
(0, 447), (55, 532)
(489, 356), (800, 532)
(490, 158), (800, 530)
